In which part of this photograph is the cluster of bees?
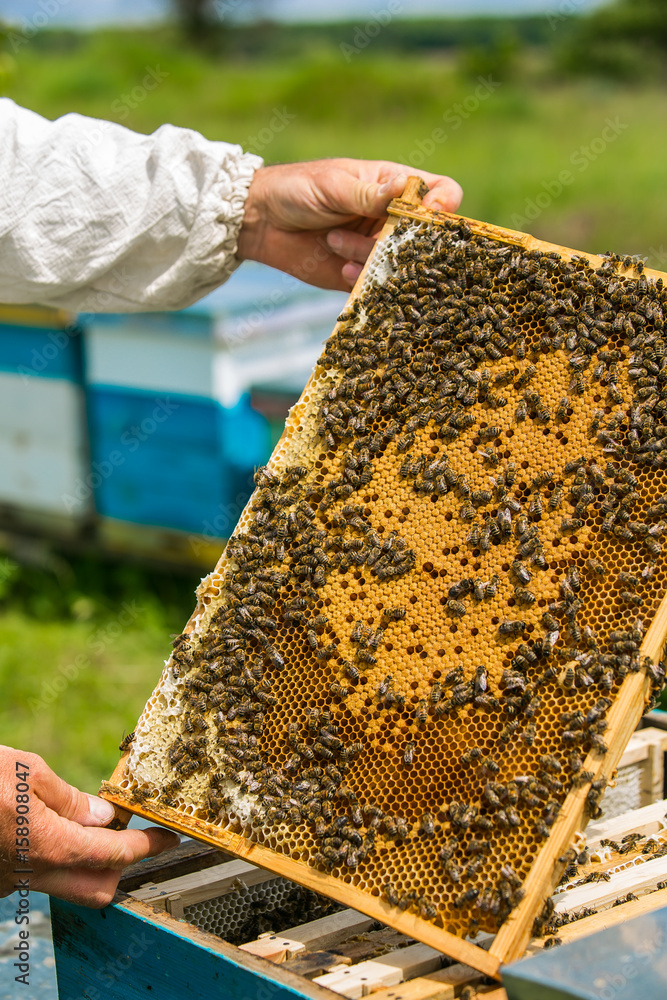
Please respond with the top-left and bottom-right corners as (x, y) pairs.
(532, 827), (667, 944)
(228, 884), (340, 947)
(126, 213), (667, 939)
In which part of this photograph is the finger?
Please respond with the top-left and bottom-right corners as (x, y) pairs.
(335, 160), (463, 215)
(40, 820), (179, 872)
(31, 758), (116, 827)
(259, 228), (353, 291)
(326, 229), (376, 265)
(341, 261), (363, 287)
(323, 169), (407, 222)
(33, 866), (122, 909)
(421, 176), (464, 213)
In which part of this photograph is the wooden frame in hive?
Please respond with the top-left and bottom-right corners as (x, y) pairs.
(101, 179), (667, 978)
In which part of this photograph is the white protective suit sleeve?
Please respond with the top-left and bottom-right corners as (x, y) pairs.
(0, 99), (263, 312)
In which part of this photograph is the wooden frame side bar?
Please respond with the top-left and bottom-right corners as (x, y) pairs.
(489, 590), (667, 965)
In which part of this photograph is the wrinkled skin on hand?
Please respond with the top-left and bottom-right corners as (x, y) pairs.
(237, 157), (463, 290)
(0, 746), (178, 907)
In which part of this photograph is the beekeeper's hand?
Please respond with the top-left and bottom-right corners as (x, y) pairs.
(237, 158), (463, 290)
(0, 746), (178, 907)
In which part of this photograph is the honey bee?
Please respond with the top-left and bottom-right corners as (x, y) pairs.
(498, 620), (526, 637)
(548, 483), (563, 510)
(350, 620), (364, 643)
(454, 887), (480, 908)
(514, 586), (535, 606)
(450, 580), (473, 601)
(130, 787), (153, 804)
(587, 557), (606, 577)
(168, 736), (186, 765)
(556, 396), (569, 421)
(522, 723), (536, 746)
(418, 810), (435, 838)
(368, 628), (385, 650)
(512, 560), (531, 585)
(343, 661), (359, 681)
(460, 501), (475, 522)
(444, 859), (463, 883)
(515, 364), (537, 389)
(541, 611), (559, 631)
(119, 730), (136, 752)
(378, 674), (394, 700)
(415, 699), (428, 726)
(447, 599), (467, 617)
(384, 882), (400, 906)
(499, 719), (520, 743)
(561, 517), (584, 532)
(473, 665), (488, 694)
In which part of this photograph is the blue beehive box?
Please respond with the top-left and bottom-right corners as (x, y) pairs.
(83, 265), (345, 539)
(0, 304), (91, 536)
(502, 904), (667, 999)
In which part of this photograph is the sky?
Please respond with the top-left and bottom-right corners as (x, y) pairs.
(1, 0), (611, 27)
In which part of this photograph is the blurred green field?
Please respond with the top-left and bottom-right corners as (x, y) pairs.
(2, 23), (667, 791)
(3, 28), (667, 265)
(0, 554), (200, 791)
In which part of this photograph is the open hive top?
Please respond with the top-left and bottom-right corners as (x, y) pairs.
(102, 180), (667, 976)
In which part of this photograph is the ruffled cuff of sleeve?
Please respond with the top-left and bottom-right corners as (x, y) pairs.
(212, 147), (264, 286)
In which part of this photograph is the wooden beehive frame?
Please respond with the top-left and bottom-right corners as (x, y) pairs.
(102, 179), (667, 979)
(108, 798), (667, 1000)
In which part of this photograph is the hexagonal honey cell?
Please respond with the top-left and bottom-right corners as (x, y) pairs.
(109, 204), (667, 957)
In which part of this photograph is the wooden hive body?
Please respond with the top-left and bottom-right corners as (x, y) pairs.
(102, 179), (667, 977)
(54, 796), (667, 999)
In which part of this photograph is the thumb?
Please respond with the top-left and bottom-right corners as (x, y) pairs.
(34, 760), (115, 828)
(333, 171), (408, 219)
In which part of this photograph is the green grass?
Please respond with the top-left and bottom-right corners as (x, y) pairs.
(3, 29), (667, 265)
(0, 556), (199, 792)
(2, 26), (667, 790)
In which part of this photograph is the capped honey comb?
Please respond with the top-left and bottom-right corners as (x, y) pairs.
(102, 180), (667, 975)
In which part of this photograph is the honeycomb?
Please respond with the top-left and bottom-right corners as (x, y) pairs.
(104, 192), (667, 965)
(539, 824), (667, 939)
(181, 877), (340, 945)
(593, 760), (643, 820)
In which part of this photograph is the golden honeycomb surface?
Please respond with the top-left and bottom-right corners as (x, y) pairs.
(116, 210), (667, 941)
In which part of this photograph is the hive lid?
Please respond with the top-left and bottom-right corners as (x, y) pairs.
(101, 179), (667, 978)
